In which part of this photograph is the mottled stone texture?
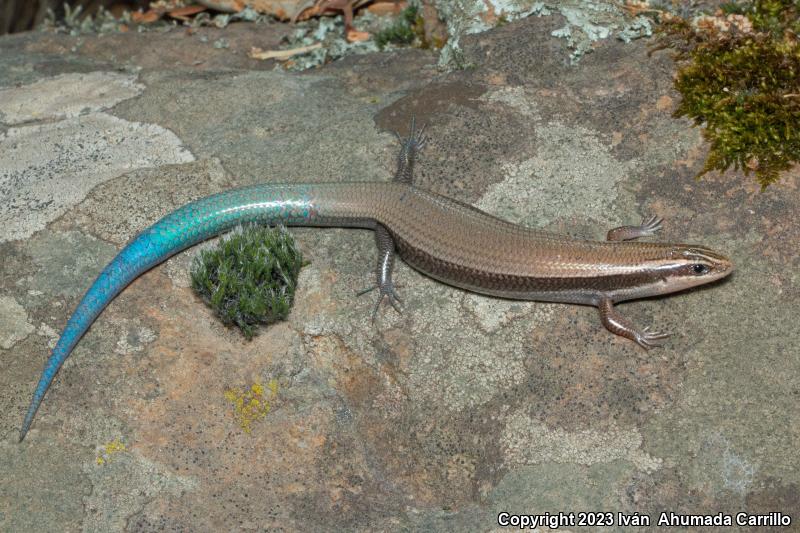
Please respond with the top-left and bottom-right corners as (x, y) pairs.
(1, 10), (798, 533)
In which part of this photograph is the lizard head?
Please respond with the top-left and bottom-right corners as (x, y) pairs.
(644, 244), (734, 296)
(606, 243), (733, 302)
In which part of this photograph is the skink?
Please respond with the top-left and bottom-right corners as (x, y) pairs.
(18, 120), (733, 441)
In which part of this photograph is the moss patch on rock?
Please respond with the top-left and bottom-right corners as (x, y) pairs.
(190, 225), (304, 339)
(374, 4), (425, 49)
(654, 0), (800, 188)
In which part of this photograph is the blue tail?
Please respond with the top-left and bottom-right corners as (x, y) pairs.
(18, 234), (164, 441)
(18, 182), (341, 441)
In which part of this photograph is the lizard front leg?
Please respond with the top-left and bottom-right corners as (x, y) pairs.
(606, 215), (663, 241)
(598, 297), (669, 349)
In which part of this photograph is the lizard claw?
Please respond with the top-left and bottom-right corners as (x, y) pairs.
(635, 326), (670, 349)
(394, 116), (427, 151)
(358, 283), (403, 322)
(356, 284), (378, 296)
(638, 215), (663, 236)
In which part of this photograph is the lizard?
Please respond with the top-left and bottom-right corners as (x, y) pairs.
(18, 118), (733, 441)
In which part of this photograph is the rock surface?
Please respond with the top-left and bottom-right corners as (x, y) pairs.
(1, 10), (798, 533)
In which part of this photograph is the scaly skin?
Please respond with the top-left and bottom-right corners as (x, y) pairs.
(19, 123), (733, 441)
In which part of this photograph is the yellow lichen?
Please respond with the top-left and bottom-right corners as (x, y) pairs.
(95, 438), (127, 466)
(225, 379), (279, 434)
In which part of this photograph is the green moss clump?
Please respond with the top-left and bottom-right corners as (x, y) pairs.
(190, 225), (304, 339)
(655, 1), (800, 188)
(374, 4), (425, 49)
(746, 0), (800, 34)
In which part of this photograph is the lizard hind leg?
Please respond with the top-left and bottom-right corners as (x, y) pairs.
(393, 115), (427, 184)
(357, 225), (403, 322)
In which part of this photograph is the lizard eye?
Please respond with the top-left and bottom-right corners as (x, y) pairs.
(692, 264), (709, 275)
